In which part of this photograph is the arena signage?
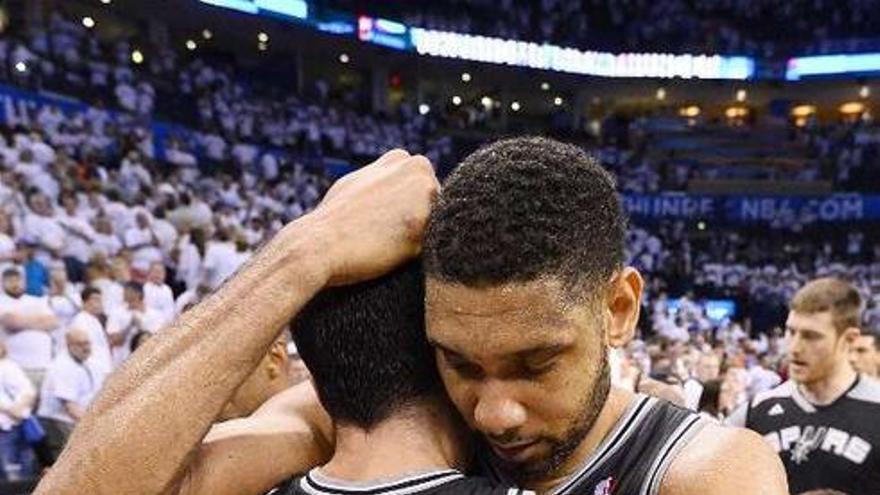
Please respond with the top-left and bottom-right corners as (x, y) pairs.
(358, 16), (410, 50)
(623, 194), (880, 224)
(409, 28), (755, 79)
(786, 53), (880, 80)
(198, 0), (308, 20)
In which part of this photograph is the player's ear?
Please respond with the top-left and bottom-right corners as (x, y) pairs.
(267, 339), (288, 379)
(605, 267), (643, 349)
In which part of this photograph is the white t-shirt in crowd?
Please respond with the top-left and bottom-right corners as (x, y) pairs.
(124, 226), (162, 271)
(151, 219), (178, 256)
(174, 239), (202, 291)
(0, 293), (55, 371)
(0, 233), (16, 274)
(92, 278), (125, 316)
(47, 286), (82, 328)
(144, 282), (176, 323)
(37, 354), (101, 424)
(68, 311), (113, 377)
(683, 378), (704, 411)
(0, 358), (35, 430)
(57, 212), (96, 263)
(202, 241), (239, 289)
(21, 213), (65, 263)
(107, 306), (166, 367)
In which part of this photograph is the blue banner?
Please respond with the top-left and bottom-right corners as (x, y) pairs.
(624, 193), (880, 224)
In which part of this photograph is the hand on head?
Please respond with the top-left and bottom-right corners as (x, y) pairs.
(305, 149), (439, 287)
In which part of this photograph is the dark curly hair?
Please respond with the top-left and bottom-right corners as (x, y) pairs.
(424, 136), (626, 296)
(292, 261), (442, 429)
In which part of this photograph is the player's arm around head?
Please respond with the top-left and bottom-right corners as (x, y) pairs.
(660, 422), (789, 495)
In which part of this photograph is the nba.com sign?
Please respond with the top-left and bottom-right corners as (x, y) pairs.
(623, 194), (880, 224)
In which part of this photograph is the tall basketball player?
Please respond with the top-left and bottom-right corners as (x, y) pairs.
(727, 278), (880, 495)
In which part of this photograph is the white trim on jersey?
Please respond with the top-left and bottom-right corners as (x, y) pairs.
(551, 395), (657, 495)
(642, 415), (707, 495)
(299, 469), (465, 495)
(753, 380), (816, 414)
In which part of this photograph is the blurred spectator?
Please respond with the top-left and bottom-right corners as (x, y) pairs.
(0, 341), (37, 481)
(0, 268), (58, 389)
(36, 328), (100, 465)
(68, 287), (112, 379)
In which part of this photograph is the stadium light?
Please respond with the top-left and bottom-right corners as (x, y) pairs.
(258, 42), (268, 52)
(100, 0), (111, 4)
(679, 105), (700, 118)
(697, 221), (706, 231)
(725, 106), (748, 119)
(339, 53), (350, 64)
(656, 88), (667, 101)
(258, 32), (269, 43)
(541, 82), (550, 91)
(511, 101), (521, 112)
(82, 16), (96, 29)
(202, 29), (213, 40)
(461, 72), (471, 82)
(736, 89), (747, 102)
(14, 61), (26, 73)
(480, 96), (492, 109)
(553, 96), (563, 106)
(860, 85), (871, 99)
(186, 40), (197, 51)
(131, 49), (144, 64)
(418, 104), (430, 115)
(451, 95), (462, 106)
(840, 102), (865, 115)
(791, 105), (816, 118)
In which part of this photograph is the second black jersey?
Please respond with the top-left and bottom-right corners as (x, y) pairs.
(273, 469), (534, 495)
(731, 375), (880, 495)
(479, 395), (707, 495)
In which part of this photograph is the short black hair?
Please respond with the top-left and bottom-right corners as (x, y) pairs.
(124, 281), (144, 298)
(81, 286), (101, 302)
(292, 261), (441, 429)
(2, 268), (20, 278)
(424, 136), (626, 295)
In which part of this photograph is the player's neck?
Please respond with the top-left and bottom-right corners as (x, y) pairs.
(320, 400), (469, 482)
(524, 386), (635, 493)
(799, 361), (858, 405)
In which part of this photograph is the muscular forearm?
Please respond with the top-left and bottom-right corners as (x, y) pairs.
(35, 219), (330, 495)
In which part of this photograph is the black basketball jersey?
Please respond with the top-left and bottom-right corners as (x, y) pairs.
(272, 469), (534, 495)
(731, 375), (880, 495)
(479, 395), (708, 495)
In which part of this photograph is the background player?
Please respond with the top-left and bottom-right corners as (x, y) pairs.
(727, 278), (880, 494)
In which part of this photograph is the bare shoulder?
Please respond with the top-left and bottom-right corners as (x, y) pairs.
(660, 422), (788, 495)
(205, 380), (333, 444)
(175, 382), (333, 495)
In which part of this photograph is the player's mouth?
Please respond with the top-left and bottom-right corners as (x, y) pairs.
(489, 439), (540, 463)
